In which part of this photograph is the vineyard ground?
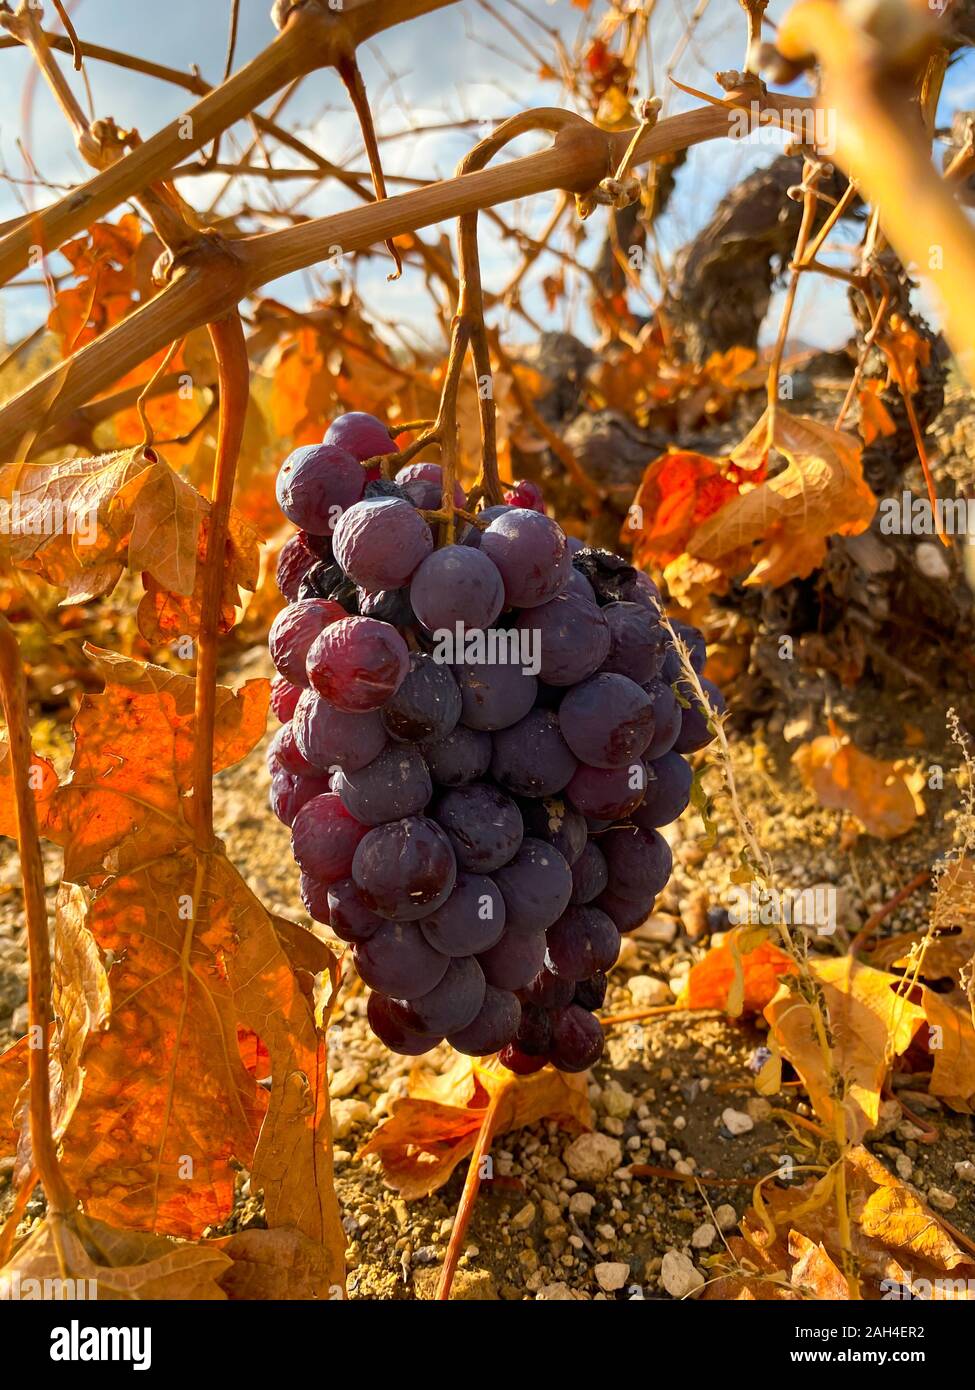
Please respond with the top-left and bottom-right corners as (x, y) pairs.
(2, 650), (972, 1299)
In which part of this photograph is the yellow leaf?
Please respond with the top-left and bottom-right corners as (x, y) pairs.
(765, 958), (925, 1142)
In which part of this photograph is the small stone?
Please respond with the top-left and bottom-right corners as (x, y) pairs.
(510, 1201), (536, 1231)
(691, 1222), (716, 1249)
(330, 1062), (368, 1099)
(596, 1222), (616, 1241)
(745, 1097), (772, 1123)
(594, 1261), (629, 1292)
(928, 1186), (957, 1212)
(954, 1160), (975, 1184)
(627, 975), (671, 1008)
(536, 1282), (585, 1301)
(895, 1154), (913, 1181)
(714, 1204), (737, 1233)
(541, 1199), (562, 1227)
(721, 1107), (753, 1136)
(673, 1160), (693, 1176)
(563, 1132), (623, 1182)
(569, 1191), (595, 1218)
(601, 1081), (634, 1120)
(602, 1117), (625, 1137)
(660, 1250), (704, 1299)
(631, 914), (678, 944)
(330, 1098), (370, 1140)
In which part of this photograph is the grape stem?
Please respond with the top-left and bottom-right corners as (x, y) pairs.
(435, 1076), (512, 1300)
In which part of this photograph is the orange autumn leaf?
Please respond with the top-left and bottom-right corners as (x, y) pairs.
(879, 313), (931, 396)
(359, 1053), (591, 1199)
(857, 379), (897, 445)
(687, 411), (876, 588)
(47, 214), (144, 353)
(0, 649), (344, 1269)
(792, 719), (925, 840)
(625, 449), (741, 567)
(678, 928), (798, 1016)
(0, 646), (269, 873)
(269, 326), (339, 445)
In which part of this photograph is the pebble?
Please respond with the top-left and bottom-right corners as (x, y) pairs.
(632, 915), (678, 944)
(721, 1107), (753, 1136)
(714, 1204), (737, 1233)
(627, 975), (671, 1008)
(563, 1132), (623, 1182)
(660, 1250), (704, 1299)
(601, 1081), (634, 1120)
(330, 1062), (368, 1099)
(691, 1222), (716, 1249)
(896, 1154), (913, 1181)
(954, 1160), (975, 1183)
(330, 1098), (370, 1140)
(536, 1282), (586, 1301)
(928, 1186), (957, 1212)
(510, 1201), (536, 1231)
(594, 1261), (630, 1292)
(541, 1199), (562, 1227)
(603, 1117), (625, 1137)
(569, 1191), (595, 1218)
(745, 1097), (772, 1123)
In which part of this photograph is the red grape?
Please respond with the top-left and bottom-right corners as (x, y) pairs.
(276, 443), (365, 535)
(306, 615), (410, 713)
(479, 510), (570, 608)
(291, 793), (370, 882)
(268, 599), (346, 688)
(333, 498), (433, 593)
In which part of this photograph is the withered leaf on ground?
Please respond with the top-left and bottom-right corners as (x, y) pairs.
(792, 718), (926, 841)
(1, 1213), (231, 1300)
(359, 1053), (591, 1200)
(765, 957), (925, 1141)
(678, 927), (798, 1017)
(705, 1146), (974, 1300)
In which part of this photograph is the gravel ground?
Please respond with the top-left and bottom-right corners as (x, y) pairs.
(1, 642), (973, 1298)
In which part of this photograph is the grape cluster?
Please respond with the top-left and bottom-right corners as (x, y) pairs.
(267, 412), (724, 1074)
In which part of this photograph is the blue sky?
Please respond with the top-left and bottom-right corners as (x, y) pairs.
(0, 0), (970, 357)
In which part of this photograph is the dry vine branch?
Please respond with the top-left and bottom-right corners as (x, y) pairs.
(0, 91), (813, 459)
(0, 0), (460, 286)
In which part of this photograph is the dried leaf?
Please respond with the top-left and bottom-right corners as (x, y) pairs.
(765, 958), (925, 1142)
(792, 719), (925, 840)
(706, 1146), (975, 1300)
(359, 1053), (591, 1199)
(2, 1213), (230, 1300)
(47, 215), (144, 353)
(216, 1227), (341, 1300)
(857, 379), (897, 445)
(687, 411), (876, 587)
(626, 449), (740, 568)
(679, 927), (798, 1016)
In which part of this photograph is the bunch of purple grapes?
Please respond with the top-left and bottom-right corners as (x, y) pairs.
(266, 411), (724, 1074)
